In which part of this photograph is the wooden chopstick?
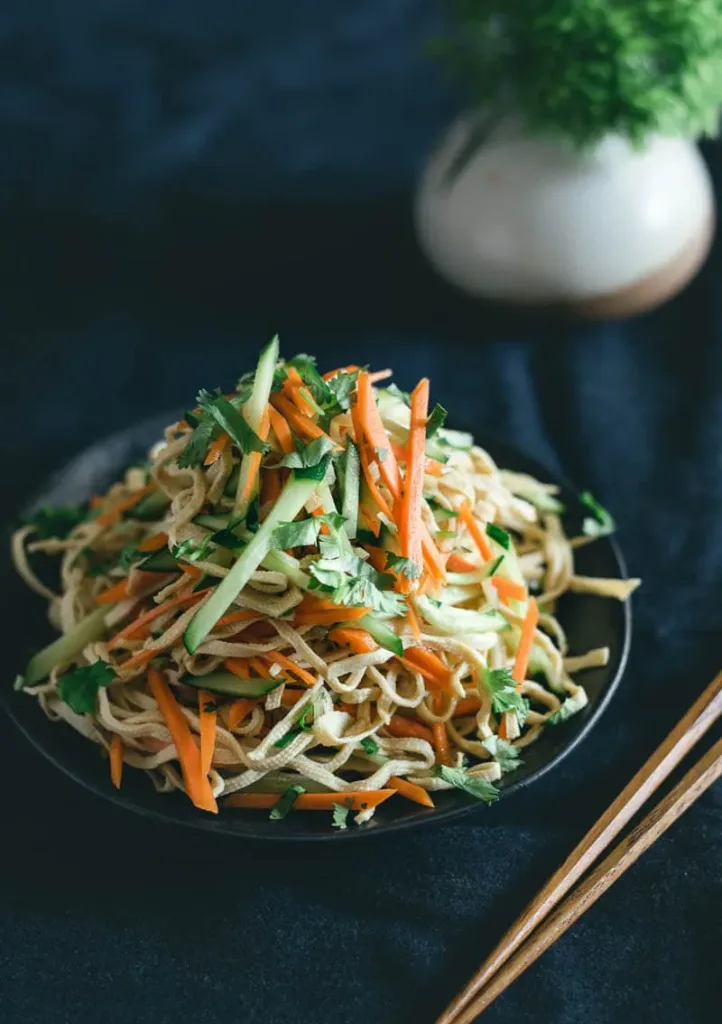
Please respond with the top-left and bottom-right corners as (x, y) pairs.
(438, 670), (722, 1024)
(448, 733), (722, 1023)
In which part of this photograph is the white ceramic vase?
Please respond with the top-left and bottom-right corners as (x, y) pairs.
(415, 115), (715, 317)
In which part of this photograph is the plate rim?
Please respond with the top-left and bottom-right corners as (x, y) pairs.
(1, 414), (632, 842)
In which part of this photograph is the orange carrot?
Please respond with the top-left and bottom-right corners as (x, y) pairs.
(359, 505), (381, 537)
(89, 495), (105, 510)
(447, 553), (478, 574)
(405, 602), (422, 639)
(216, 609), (261, 628)
(497, 714), (509, 740)
(432, 721), (451, 765)
(199, 689), (217, 776)
(398, 377), (429, 576)
(280, 689), (306, 707)
(424, 459), (445, 477)
(120, 648), (158, 673)
(225, 790), (396, 811)
(459, 502), (493, 561)
(96, 484), (155, 527)
(108, 588), (213, 646)
(264, 651), (317, 687)
(237, 409), (270, 511)
(268, 404), (295, 454)
(385, 715), (434, 743)
(223, 657), (250, 680)
(491, 576), (528, 605)
(271, 394), (335, 444)
(512, 597), (539, 686)
(109, 734), (123, 789)
(388, 774), (434, 808)
(354, 371), (402, 496)
(96, 579), (131, 605)
(228, 698), (257, 729)
(453, 696), (482, 718)
(249, 657), (273, 679)
(203, 432), (230, 466)
(283, 367), (316, 417)
(328, 627), (379, 654)
(293, 607), (372, 627)
(137, 532), (169, 553)
(147, 667), (217, 814)
(322, 364), (360, 380)
(399, 647), (452, 690)
(368, 368), (393, 384)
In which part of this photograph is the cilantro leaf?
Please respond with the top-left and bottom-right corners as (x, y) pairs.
(426, 403), (448, 438)
(309, 535), (406, 615)
(272, 513), (345, 550)
(360, 737), (379, 755)
(385, 552), (421, 580)
(178, 417), (216, 468)
(435, 764), (499, 804)
(332, 576), (406, 616)
(58, 662), (116, 715)
(325, 370), (359, 411)
(26, 505), (87, 540)
(269, 783), (306, 820)
(287, 354), (333, 408)
(171, 535), (214, 563)
(384, 383), (410, 406)
(332, 802), (351, 830)
(197, 389), (269, 456)
(546, 693), (587, 726)
(278, 436), (336, 470)
(483, 735), (523, 774)
(486, 523), (511, 549)
(484, 667), (530, 727)
(580, 491), (616, 538)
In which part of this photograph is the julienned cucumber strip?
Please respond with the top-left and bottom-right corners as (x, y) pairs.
(181, 672), (281, 698)
(19, 608), (108, 688)
(414, 596), (508, 636)
(133, 490), (170, 520)
(137, 548), (178, 572)
(234, 334), (280, 516)
(357, 614), (403, 657)
(184, 455), (331, 653)
(341, 442), (360, 540)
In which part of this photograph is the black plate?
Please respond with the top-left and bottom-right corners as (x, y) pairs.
(1, 414), (631, 841)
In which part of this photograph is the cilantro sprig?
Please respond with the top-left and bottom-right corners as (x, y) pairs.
(58, 662), (116, 714)
(484, 667), (530, 727)
(308, 533), (406, 616)
(483, 735), (523, 774)
(435, 764), (499, 804)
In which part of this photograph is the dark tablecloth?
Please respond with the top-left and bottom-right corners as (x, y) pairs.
(1, 4), (720, 1023)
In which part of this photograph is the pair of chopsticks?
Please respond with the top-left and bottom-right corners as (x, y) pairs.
(438, 670), (722, 1024)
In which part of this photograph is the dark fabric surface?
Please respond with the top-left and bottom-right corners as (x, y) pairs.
(1, 4), (721, 1023)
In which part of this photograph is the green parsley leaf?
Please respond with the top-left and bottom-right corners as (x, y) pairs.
(287, 354), (334, 408)
(58, 662), (116, 715)
(580, 491), (616, 538)
(426, 403), (448, 438)
(360, 737), (379, 755)
(435, 764), (499, 804)
(26, 505), (87, 540)
(178, 417), (216, 468)
(486, 523), (511, 549)
(269, 783), (306, 820)
(272, 512), (345, 550)
(484, 667), (530, 727)
(483, 735), (523, 774)
(384, 383), (410, 406)
(332, 802), (351, 830)
(385, 552), (421, 580)
(325, 370), (359, 412)
(309, 536), (406, 615)
(197, 389), (270, 456)
(278, 436), (336, 470)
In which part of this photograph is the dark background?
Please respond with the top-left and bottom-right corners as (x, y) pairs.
(1, 4), (720, 1023)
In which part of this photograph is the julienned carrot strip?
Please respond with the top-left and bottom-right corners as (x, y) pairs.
(199, 689), (217, 776)
(96, 579), (131, 605)
(216, 609), (261, 628)
(224, 658), (250, 680)
(283, 367), (316, 417)
(447, 553), (479, 573)
(228, 698), (257, 729)
(398, 378), (429, 576)
(108, 588), (213, 646)
(368, 368), (393, 383)
(424, 459), (444, 477)
(400, 647), (452, 689)
(237, 409), (270, 511)
(491, 576), (528, 605)
(109, 734), (123, 789)
(364, 545), (387, 573)
(137, 532), (169, 553)
(271, 394), (334, 444)
(512, 597), (539, 686)
(385, 715), (434, 744)
(421, 529), (447, 583)
(148, 668), (217, 814)
(321, 364), (360, 381)
(225, 790), (396, 811)
(96, 484), (155, 527)
(355, 371), (402, 496)
(264, 651), (317, 687)
(328, 627), (379, 654)
(293, 607), (372, 626)
(459, 502), (493, 561)
(203, 432), (230, 466)
(359, 505), (381, 537)
(249, 657), (273, 679)
(453, 696), (482, 718)
(497, 714), (509, 740)
(388, 774), (435, 808)
(405, 602), (422, 640)
(280, 689), (306, 707)
(432, 721), (451, 765)
(267, 405), (295, 454)
(120, 648), (157, 673)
